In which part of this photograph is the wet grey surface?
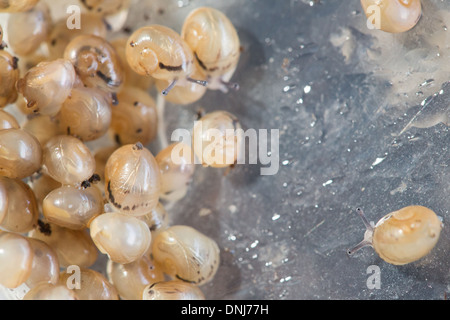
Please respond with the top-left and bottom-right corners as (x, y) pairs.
(143, 0), (449, 300)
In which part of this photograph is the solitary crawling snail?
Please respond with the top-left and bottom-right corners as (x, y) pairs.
(361, 0), (422, 33)
(347, 205), (443, 265)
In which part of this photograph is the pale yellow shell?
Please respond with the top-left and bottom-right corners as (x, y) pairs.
(0, 51), (20, 107)
(372, 205), (442, 265)
(125, 25), (194, 80)
(182, 7), (240, 79)
(0, 232), (33, 288)
(192, 110), (243, 168)
(42, 135), (95, 185)
(152, 225), (220, 285)
(0, 232), (59, 289)
(7, 1), (51, 56)
(0, 176), (39, 233)
(142, 280), (205, 300)
(42, 185), (103, 230)
(105, 143), (161, 216)
(16, 59), (76, 116)
(361, 0), (422, 33)
(90, 212), (152, 264)
(64, 34), (124, 93)
(29, 222), (98, 268)
(57, 86), (112, 141)
(0, 128), (42, 179)
(110, 38), (155, 90)
(109, 86), (157, 145)
(24, 237), (60, 289)
(107, 255), (165, 300)
(155, 142), (195, 201)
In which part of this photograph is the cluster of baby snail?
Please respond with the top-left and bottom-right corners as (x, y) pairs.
(347, 0), (444, 266)
(0, 0), (242, 300)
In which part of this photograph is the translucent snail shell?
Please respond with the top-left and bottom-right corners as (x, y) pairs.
(182, 7), (240, 80)
(348, 205), (443, 265)
(361, 0), (422, 33)
(125, 24), (194, 81)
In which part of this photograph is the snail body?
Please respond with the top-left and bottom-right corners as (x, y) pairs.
(182, 7), (240, 91)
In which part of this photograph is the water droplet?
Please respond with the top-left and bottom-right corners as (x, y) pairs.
(304, 85), (311, 94)
(272, 213), (281, 221)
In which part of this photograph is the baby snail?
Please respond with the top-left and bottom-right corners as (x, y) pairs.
(136, 202), (169, 235)
(0, 0), (40, 13)
(16, 59), (77, 116)
(107, 254), (165, 300)
(347, 206), (443, 265)
(0, 176), (39, 233)
(361, 0), (422, 33)
(64, 34), (124, 95)
(155, 142), (196, 202)
(80, 0), (131, 16)
(90, 212), (152, 264)
(125, 25), (207, 96)
(110, 38), (155, 90)
(7, 1), (51, 57)
(0, 50), (20, 107)
(42, 184), (103, 230)
(105, 142), (162, 216)
(0, 128), (42, 179)
(0, 232), (59, 289)
(57, 86), (112, 142)
(193, 110), (243, 168)
(29, 221), (98, 268)
(152, 225), (220, 286)
(41, 135), (96, 185)
(59, 267), (119, 300)
(109, 86), (157, 146)
(182, 7), (241, 92)
(142, 281), (205, 300)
